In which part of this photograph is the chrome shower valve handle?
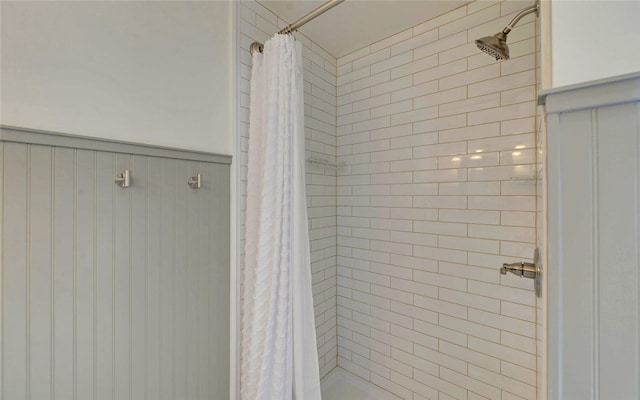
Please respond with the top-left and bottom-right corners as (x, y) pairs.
(501, 261), (537, 278)
(500, 248), (543, 298)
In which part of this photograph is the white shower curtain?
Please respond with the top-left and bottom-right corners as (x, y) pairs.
(241, 34), (322, 400)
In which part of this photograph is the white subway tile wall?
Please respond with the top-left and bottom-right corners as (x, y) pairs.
(238, 0), (542, 398)
(238, 0), (338, 378)
(336, 1), (540, 399)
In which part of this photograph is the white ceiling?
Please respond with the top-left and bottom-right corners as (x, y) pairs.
(258, 0), (470, 58)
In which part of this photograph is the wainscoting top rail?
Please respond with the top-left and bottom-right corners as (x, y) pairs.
(538, 71), (640, 113)
(0, 125), (232, 165)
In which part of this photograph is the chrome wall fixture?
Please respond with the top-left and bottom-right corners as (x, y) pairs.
(114, 169), (205, 189)
(250, 0), (345, 55)
(501, 248), (543, 298)
(476, 0), (539, 60)
(188, 173), (202, 189)
(115, 169), (131, 188)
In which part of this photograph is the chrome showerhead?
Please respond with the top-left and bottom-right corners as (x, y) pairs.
(475, 0), (538, 61)
(475, 31), (509, 60)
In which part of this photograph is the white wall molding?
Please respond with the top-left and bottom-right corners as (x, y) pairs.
(0, 126), (232, 165)
(539, 71), (640, 113)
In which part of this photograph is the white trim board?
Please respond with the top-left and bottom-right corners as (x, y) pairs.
(0, 125), (233, 165)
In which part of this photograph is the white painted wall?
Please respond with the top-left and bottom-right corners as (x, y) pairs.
(1, 1), (233, 155)
(551, 0), (640, 88)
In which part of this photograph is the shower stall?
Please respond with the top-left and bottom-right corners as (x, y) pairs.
(238, 0), (544, 398)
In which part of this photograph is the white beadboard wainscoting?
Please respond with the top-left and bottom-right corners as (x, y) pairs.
(0, 127), (231, 400)
(544, 73), (640, 399)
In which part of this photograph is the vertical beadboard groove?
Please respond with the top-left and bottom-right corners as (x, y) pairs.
(172, 161), (178, 400)
(186, 160), (197, 398)
(159, 158), (176, 400)
(131, 155), (147, 400)
(0, 142), (3, 400)
(637, 102), (640, 400)
(174, 160), (187, 398)
(206, 163), (213, 395)
(53, 147), (74, 399)
(199, 163), (206, 396)
(199, 162), (209, 397)
(50, 148), (55, 400)
(114, 153), (131, 400)
(157, 157), (165, 400)
(77, 150), (97, 399)
(95, 151), (115, 400)
(156, 160), (162, 400)
(590, 109), (599, 400)
(111, 153), (116, 400)
(110, 152), (117, 400)
(146, 156), (161, 400)
(172, 160), (182, 400)
(94, 151), (99, 400)
(128, 155), (133, 400)
(76, 150), (96, 399)
(144, 158), (150, 400)
(29, 145), (54, 399)
(208, 162), (215, 394)
(149, 159), (154, 400)
(73, 149), (78, 400)
(26, 145), (31, 400)
(3, 143), (29, 399)
(128, 157), (133, 400)
(143, 157), (149, 400)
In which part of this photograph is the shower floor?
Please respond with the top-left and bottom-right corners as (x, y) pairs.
(320, 367), (402, 400)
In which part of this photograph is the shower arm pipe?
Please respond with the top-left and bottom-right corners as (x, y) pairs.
(250, 0), (346, 54)
(502, 1), (539, 34)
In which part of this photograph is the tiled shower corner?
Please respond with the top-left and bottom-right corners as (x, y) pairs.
(237, 0), (338, 378)
(335, 1), (541, 399)
(237, 0), (544, 398)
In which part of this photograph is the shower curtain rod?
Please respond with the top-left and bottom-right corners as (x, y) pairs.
(250, 0), (346, 55)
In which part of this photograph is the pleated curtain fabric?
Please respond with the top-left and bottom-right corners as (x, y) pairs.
(241, 34), (322, 400)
